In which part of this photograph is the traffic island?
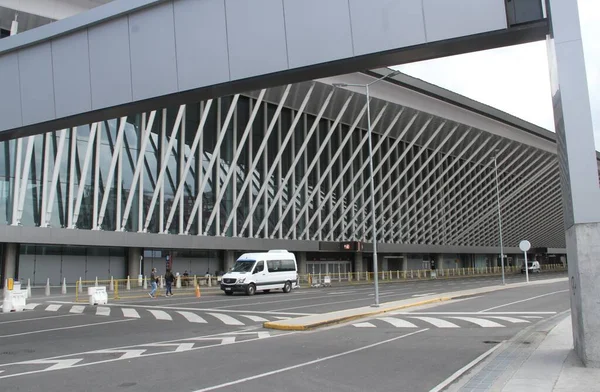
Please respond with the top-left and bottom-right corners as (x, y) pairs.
(263, 277), (568, 331)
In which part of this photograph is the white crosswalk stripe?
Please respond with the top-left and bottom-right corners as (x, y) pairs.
(96, 307), (110, 316)
(240, 315), (269, 323)
(273, 316), (291, 320)
(148, 310), (172, 321)
(523, 316), (543, 319)
(208, 313), (244, 326)
(69, 305), (85, 314)
(24, 303), (40, 310)
(379, 317), (418, 328)
(354, 322), (376, 328)
(176, 311), (207, 323)
(122, 308), (140, 318)
(410, 317), (460, 328)
(45, 304), (61, 312)
(448, 316), (505, 328)
(484, 316), (530, 324)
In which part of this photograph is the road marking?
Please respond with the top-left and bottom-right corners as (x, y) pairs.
(429, 342), (503, 392)
(77, 302), (312, 316)
(390, 311), (556, 315)
(412, 293), (436, 297)
(353, 322), (376, 328)
(21, 358), (83, 371)
(484, 316), (530, 324)
(0, 319), (134, 338)
(449, 317), (505, 328)
(523, 316), (543, 319)
(148, 343), (195, 352)
(191, 329), (428, 392)
(122, 308), (140, 318)
(478, 290), (569, 312)
(410, 317), (460, 328)
(92, 349), (146, 360)
(0, 314), (80, 325)
(70, 306), (85, 314)
(273, 316), (291, 320)
(176, 311), (207, 323)
(96, 307), (110, 316)
(24, 303), (41, 310)
(148, 310), (173, 321)
(378, 317), (418, 328)
(240, 315), (269, 323)
(208, 313), (244, 326)
(45, 304), (61, 312)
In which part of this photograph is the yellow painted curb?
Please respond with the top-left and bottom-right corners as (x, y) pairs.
(263, 296), (452, 331)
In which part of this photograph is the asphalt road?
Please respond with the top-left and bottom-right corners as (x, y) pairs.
(0, 272), (569, 392)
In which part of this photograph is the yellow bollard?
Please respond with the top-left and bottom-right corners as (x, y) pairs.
(7, 278), (13, 290)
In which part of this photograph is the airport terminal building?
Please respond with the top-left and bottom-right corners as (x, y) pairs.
(0, 1), (570, 285)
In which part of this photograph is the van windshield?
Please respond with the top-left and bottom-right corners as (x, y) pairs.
(231, 260), (256, 273)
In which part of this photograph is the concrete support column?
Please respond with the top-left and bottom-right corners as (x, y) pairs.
(402, 254), (408, 271)
(548, 0), (600, 367)
(2, 243), (19, 282)
(354, 252), (364, 273)
(223, 250), (235, 272)
(296, 252), (307, 275)
(436, 254), (444, 271)
(127, 248), (142, 278)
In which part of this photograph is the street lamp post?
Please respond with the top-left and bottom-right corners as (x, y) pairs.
(333, 70), (400, 307)
(492, 151), (506, 285)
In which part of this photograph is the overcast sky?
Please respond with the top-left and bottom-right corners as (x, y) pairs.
(393, 0), (599, 149)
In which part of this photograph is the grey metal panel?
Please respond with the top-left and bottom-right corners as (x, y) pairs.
(348, 0), (426, 56)
(109, 256), (126, 278)
(174, 0), (230, 91)
(0, 52), (23, 130)
(18, 42), (56, 126)
(86, 255), (111, 280)
(225, 0), (288, 80)
(423, 0), (508, 42)
(33, 254), (62, 286)
(283, 0), (353, 68)
(61, 255), (87, 284)
(51, 30), (92, 118)
(88, 16), (133, 109)
(128, 1), (178, 101)
(18, 255), (35, 284)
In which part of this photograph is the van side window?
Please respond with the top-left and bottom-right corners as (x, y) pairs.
(269, 259), (295, 272)
(254, 261), (264, 274)
(267, 260), (281, 272)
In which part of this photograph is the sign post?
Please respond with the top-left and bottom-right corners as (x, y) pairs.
(519, 240), (531, 283)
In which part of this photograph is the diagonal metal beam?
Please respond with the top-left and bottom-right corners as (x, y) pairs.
(71, 123), (99, 228)
(42, 129), (67, 227)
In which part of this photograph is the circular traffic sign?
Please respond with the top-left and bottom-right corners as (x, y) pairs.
(519, 240), (531, 252)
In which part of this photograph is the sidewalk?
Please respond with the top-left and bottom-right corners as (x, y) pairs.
(452, 315), (600, 392)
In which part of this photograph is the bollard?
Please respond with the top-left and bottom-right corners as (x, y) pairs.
(109, 276), (114, 292)
(126, 276), (131, 291)
(356, 272), (360, 281)
(27, 278), (32, 298)
(143, 276), (148, 289)
(160, 276), (164, 289)
(95, 277), (98, 287)
(195, 282), (201, 298)
(3, 279), (7, 297)
(45, 278), (50, 296)
(176, 275), (182, 289)
(208, 275), (212, 287)
(78, 277), (83, 293)
(62, 278), (67, 294)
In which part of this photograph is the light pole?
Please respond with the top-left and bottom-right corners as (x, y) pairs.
(333, 70), (400, 307)
(492, 151), (506, 285)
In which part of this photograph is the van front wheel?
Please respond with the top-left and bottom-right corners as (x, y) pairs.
(246, 283), (256, 296)
(283, 281), (292, 293)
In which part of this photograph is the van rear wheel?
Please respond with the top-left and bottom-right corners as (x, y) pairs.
(283, 281), (292, 293)
(246, 283), (256, 296)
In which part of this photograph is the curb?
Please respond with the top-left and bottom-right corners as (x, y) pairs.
(263, 277), (568, 331)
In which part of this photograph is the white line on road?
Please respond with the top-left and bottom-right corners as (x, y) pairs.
(176, 311), (207, 323)
(24, 303), (41, 310)
(429, 341), (504, 392)
(523, 316), (544, 319)
(410, 317), (460, 328)
(448, 317), (505, 328)
(69, 306), (85, 314)
(208, 313), (244, 326)
(148, 310), (173, 321)
(478, 290), (569, 312)
(95, 307), (110, 316)
(484, 316), (530, 324)
(191, 329), (428, 392)
(239, 315), (269, 323)
(390, 311), (556, 315)
(353, 322), (376, 328)
(378, 317), (418, 328)
(0, 319), (135, 339)
(121, 308), (140, 318)
(45, 304), (61, 312)
(0, 314), (81, 325)
(412, 293), (436, 297)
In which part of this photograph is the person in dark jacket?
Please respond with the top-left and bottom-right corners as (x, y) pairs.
(165, 269), (175, 297)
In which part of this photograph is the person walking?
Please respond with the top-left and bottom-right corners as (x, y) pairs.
(165, 269), (174, 297)
(149, 268), (158, 298)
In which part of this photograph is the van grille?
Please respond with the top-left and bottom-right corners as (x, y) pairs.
(223, 278), (236, 284)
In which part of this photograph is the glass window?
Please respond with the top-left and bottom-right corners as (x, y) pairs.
(254, 260), (264, 273)
(267, 259), (295, 272)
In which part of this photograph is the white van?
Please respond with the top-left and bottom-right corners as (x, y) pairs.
(220, 250), (298, 296)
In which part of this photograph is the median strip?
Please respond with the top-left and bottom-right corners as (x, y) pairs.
(263, 277), (567, 331)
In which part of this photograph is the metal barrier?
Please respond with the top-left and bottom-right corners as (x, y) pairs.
(300, 263), (567, 288)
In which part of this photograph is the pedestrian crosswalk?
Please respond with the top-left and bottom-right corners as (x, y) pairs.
(21, 303), (293, 327)
(352, 313), (548, 329)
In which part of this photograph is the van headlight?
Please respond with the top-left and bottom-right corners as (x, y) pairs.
(238, 278), (246, 283)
